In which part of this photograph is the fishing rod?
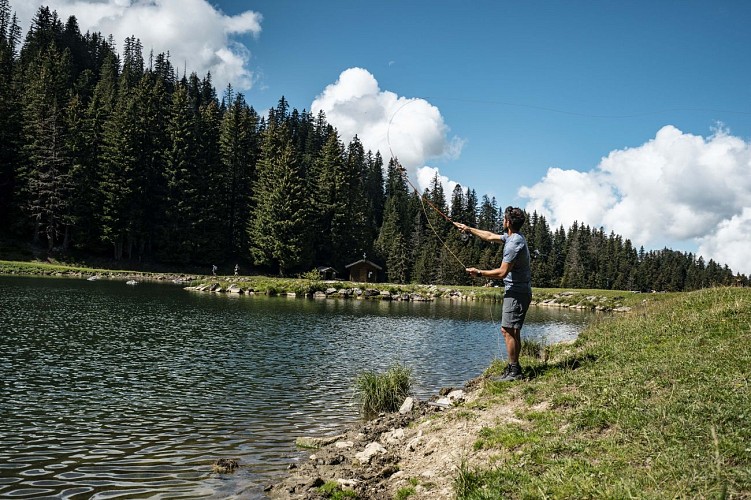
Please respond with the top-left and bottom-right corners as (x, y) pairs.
(390, 159), (472, 269)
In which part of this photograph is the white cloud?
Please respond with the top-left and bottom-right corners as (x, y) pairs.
(311, 67), (463, 194)
(14, 0), (262, 92)
(698, 208), (751, 276)
(416, 166), (458, 200)
(519, 125), (751, 275)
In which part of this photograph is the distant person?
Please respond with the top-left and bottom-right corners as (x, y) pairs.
(454, 206), (532, 382)
(234, 264), (239, 276)
(212, 264), (217, 276)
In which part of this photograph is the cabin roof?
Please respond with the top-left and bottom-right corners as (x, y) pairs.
(344, 259), (382, 270)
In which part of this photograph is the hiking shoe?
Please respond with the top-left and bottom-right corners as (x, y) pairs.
(490, 363), (520, 382)
(497, 364), (523, 382)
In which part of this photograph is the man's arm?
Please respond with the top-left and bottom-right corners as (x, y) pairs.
(466, 260), (513, 279)
(453, 222), (503, 243)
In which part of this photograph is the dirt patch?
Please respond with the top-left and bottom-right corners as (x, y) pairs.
(267, 377), (527, 499)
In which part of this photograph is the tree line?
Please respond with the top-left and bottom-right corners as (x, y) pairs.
(0, 3), (747, 290)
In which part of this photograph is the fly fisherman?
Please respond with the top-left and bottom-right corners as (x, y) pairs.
(454, 206), (532, 382)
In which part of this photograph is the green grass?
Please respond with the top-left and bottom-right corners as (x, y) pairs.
(457, 287), (751, 499)
(317, 480), (357, 499)
(353, 363), (413, 419)
(394, 485), (416, 499)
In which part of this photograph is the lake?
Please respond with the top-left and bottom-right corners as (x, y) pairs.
(0, 276), (592, 498)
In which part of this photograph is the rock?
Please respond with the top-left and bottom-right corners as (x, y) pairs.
(211, 458), (239, 473)
(313, 291), (327, 299)
(295, 434), (346, 449)
(335, 440), (354, 449)
(337, 478), (360, 488)
(382, 428), (405, 444)
(226, 284), (243, 294)
(355, 442), (387, 464)
(398, 396), (414, 414)
(406, 436), (422, 452)
(445, 389), (466, 402)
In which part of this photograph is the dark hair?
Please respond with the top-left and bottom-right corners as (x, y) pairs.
(504, 206), (526, 231)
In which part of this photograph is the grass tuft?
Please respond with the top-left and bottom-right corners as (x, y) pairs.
(353, 363), (413, 420)
(317, 480), (357, 499)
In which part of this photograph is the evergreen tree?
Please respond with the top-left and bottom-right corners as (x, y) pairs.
(375, 158), (412, 282)
(219, 87), (259, 258)
(161, 83), (197, 263)
(192, 96), (224, 262)
(18, 43), (73, 249)
(561, 222), (585, 288)
(412, 174), (450, 283)
(248, 122), (312, 275)
(0, 0), (20, 232)
(363, 150), (385, 249)
(528, 211), (555, 287)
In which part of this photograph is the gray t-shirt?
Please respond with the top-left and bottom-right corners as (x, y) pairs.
(501, 232), (532, 294)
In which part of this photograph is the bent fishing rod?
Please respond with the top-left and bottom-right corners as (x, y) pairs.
(392, 160), (473, 269)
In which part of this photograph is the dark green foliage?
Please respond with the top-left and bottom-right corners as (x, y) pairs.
(0, 1), (747, 289)
(248, 121), (312, 275)
(0, 0), (21, 234)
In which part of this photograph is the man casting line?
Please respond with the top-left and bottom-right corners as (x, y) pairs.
(454, 206), (532, 382)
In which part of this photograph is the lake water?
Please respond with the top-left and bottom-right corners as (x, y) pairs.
(0, 276), (592, 499)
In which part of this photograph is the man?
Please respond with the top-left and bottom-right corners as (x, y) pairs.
(454, 206), (532, 382)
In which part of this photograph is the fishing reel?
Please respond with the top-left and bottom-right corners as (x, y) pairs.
(460, 230), (472, 243)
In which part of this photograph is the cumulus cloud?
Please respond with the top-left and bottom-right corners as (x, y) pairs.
(15, 0), (262, 92)
(520, 125), (751, 275)
(311, 67), (464, 194)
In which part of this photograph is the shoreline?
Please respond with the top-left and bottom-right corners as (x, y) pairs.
(0, 262), (634, 311)
(265, 377), (489, 499)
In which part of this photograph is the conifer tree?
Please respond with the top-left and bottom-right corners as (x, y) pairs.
(161, 83), (197, 263)
(376, 158), (412, 282)
(219, 87), (259, 258)
(193, 97), (224, 262)
(19, 43), (73, 249)
(363, 150), (385, 249)
(413, 174), (450, 283)
(0, 0), (20, 232)
(312, 131), (346, 266)
(248, 121), (312, 275)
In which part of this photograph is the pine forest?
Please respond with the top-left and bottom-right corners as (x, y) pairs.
(0, 3), (747, 291)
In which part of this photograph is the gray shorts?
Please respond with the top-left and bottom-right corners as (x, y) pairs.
(502, 291), (532, 330)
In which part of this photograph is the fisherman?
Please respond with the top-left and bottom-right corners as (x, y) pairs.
(454, 206), (532, 382)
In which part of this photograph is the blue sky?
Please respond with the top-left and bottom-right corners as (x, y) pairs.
(14, 1), (751, 275)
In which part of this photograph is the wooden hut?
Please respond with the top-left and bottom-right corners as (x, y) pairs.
(345, 259), (382, 283)
(316, 266), (338, 280)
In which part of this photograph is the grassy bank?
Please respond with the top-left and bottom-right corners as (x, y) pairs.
(459, 287), (750, 498)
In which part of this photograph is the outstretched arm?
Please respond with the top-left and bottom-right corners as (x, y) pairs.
(453, 222), (503, 243)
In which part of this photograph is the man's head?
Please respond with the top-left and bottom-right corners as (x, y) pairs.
(504, 206), (526, 232)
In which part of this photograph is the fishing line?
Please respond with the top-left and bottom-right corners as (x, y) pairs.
(386, 101), (468, 270)
(387, 100), (505, 360)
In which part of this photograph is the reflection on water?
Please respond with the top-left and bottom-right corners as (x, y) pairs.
(0, 276), (592, 498)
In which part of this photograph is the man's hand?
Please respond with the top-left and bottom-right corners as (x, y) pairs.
(454, 222), (470, 232)
(466, 267), (481, 277)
